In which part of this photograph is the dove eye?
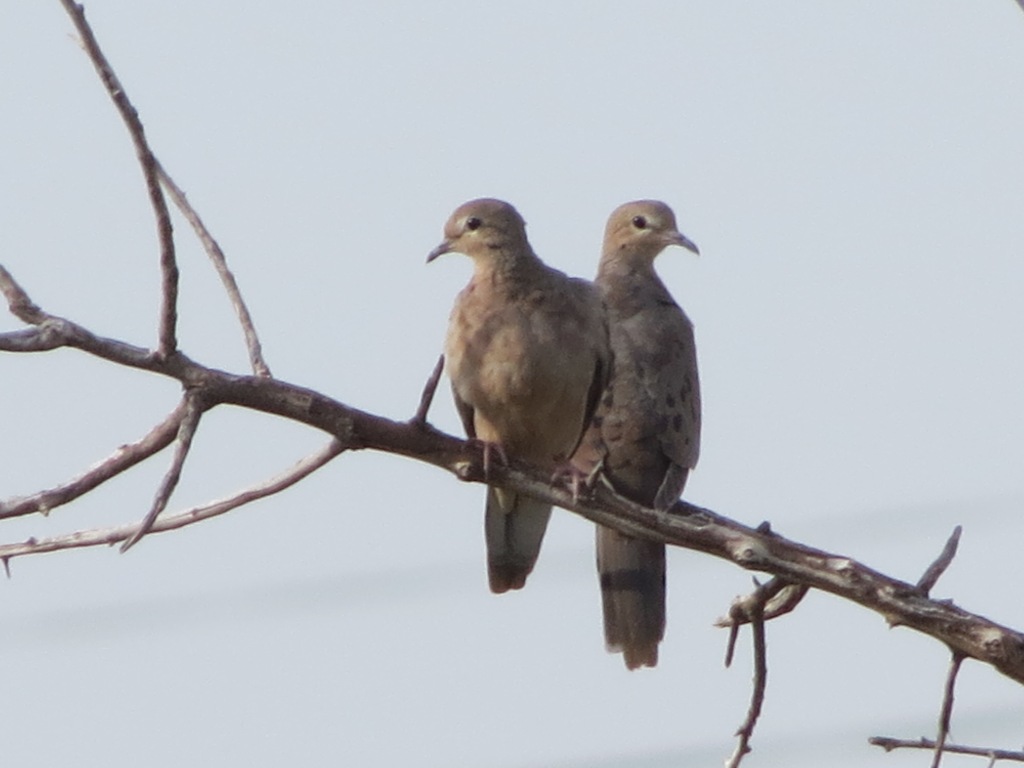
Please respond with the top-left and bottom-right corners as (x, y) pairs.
(632, 215), (648, 230)
(465, 217), (482, 231)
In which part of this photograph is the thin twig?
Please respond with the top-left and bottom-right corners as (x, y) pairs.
(58, 0), (178, 356)
(155, 161), (271, 377)
(0, 263), (49, 325)
(870, 737), (1024, 763)
(931, 652), (965, 768)
(412, 354), (445, 424)
(120, 394), (204, 552)
(725, 592), (768, 768)
(0, 440), (346, 562)
(0, 401), (189, 520)
(917, 526), (962, 595)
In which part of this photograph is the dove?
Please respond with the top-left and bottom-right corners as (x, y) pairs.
(573, 200), (700, 668)
(429, 198), (611, 593)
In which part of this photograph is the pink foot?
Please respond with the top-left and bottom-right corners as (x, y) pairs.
(469, 439), (508, 479)
(551, 461), (598, 503)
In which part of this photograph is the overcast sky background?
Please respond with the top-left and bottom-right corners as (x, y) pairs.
(2, 2), (1023, 767)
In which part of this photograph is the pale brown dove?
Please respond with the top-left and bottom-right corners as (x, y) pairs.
(428, 198), (611, 593)
(573, 200), (700, 669)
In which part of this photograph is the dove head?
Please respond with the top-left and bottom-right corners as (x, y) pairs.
(602, 200), (699, 267)
(427, 198), (532, 264)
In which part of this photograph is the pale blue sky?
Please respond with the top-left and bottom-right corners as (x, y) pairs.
(2, 2), (1023, 766)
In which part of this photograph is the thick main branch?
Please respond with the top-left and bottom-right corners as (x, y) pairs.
(2, 305), (1023, 685)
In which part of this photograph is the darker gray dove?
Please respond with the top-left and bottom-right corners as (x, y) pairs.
(574, 200), (700, 668)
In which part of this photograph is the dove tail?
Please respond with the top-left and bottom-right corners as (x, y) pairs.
(596, 525), (666, 669)
(485, 487), (553, 593)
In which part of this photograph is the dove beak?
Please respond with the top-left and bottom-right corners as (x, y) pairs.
(670, 231), (700, 256)
(427, 240), (453, 263)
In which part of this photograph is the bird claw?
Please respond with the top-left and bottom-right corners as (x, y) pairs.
(551, 462), (595, 503)
(469, 439), (508, 480)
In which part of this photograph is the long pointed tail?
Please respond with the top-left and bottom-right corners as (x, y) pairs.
(596, 525), (666, 669)
(485, 488), (552, 593)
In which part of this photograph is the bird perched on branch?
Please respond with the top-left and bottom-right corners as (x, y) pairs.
(429, 198), (611, 593)
(573, 200), (701, 669)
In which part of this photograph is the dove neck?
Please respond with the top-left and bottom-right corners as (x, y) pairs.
(596, 257), (673, 304)
(597, 251), (661, 283)
(474, 247), (545, 289)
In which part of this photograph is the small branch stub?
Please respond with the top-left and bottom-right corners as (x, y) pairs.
(917, 526), (963, 596)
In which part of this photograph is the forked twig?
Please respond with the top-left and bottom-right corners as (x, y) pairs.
(155, 161), (272, 378)
(1, 440), (346, 563)
(725, 583), (768, 768)
(0, 400), (189, 521)
(120, 394), (204, 552)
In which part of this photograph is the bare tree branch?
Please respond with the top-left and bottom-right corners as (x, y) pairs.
(59, 0), (178, 356)
(120, 393), (204, 552)
(0, 400), (188, 521)
(4, 266), (1024, 684)
(870, 737), (1024, 764)
(6, 274), (1024, 680)
(917, 525), (962, 595)
(155, 160), (272, 378)
(0, 440), (345, 562)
